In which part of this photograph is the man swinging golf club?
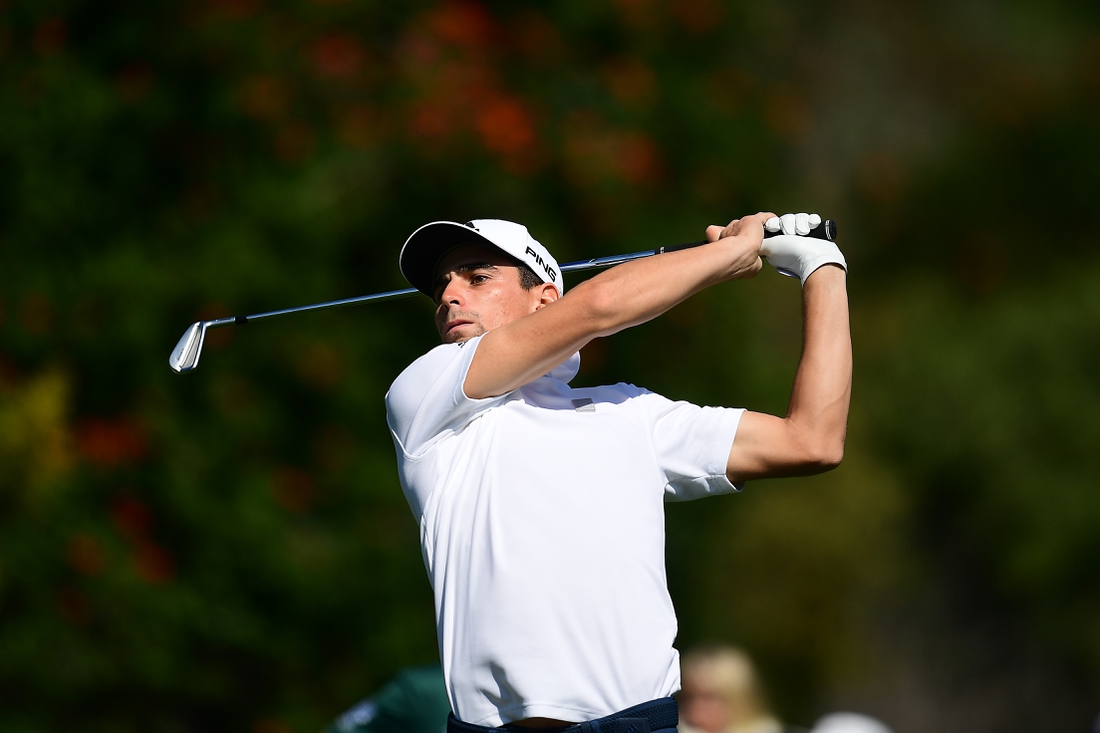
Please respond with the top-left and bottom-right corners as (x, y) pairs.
(385, 212), (851, 733)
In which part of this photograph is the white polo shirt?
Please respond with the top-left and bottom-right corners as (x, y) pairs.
(385, 336), (745, 727)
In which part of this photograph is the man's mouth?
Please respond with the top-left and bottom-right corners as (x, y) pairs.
(444, 319), (472, 335)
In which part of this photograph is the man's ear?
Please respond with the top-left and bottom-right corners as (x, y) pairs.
(533, 283), (560, 310)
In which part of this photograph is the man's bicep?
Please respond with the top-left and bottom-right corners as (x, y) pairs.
(726, 410), (819, 482)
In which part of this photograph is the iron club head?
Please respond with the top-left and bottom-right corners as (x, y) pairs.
(169, 321), (207, 373)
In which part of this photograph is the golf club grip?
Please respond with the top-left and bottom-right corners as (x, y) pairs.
(658, 218), (837, 255)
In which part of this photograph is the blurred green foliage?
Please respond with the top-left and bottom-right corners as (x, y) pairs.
(1, 1), (1098, 731)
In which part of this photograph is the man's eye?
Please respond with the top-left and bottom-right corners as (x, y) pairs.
(471, 274), (488, 284)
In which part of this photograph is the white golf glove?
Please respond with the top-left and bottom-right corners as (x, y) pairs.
(760, 212), (847, 285)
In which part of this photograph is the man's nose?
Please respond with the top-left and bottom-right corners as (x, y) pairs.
(439, 277), (464, 305)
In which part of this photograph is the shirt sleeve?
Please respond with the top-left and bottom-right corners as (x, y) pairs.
(635, 389), (745, 501)
(385, 335), (506, 457)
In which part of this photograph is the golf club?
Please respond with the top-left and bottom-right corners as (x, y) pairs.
(169, 219), (837, 373)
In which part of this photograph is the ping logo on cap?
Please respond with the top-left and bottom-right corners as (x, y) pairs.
(525, 245), (558, 283)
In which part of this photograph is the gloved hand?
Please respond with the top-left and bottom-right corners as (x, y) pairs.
(760, 213), (847, 285)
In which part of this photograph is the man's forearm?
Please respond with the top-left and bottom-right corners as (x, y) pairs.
(787, 265), (852, 463)
(576, 233), (760, 336)
(725, 264), (851, 481)
(466, 218), (768, 399)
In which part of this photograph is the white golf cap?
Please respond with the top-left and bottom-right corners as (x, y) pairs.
(399, 219), (563, 298)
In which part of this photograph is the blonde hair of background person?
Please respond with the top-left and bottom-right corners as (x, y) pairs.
(678, 645), (787, 733)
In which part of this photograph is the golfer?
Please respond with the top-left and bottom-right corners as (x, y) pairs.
(385, 213), (851, 733)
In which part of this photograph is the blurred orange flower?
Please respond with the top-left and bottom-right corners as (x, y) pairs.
(477, 96), (535, 156)
(429, 0), (496, 50)
(616, 131), (662, 185)
(77, 417), (148, 468)
(311, 33), (366, 79)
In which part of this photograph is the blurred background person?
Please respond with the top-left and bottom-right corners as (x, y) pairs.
(808, 713), (893, 733)
(678, 644), (800, 733)
(325, 664), (450, 733)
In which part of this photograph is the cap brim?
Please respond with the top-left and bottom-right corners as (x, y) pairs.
(400, 221), (502, 297)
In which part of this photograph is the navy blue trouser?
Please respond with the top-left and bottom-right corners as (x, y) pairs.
(446, 696), (677, 733)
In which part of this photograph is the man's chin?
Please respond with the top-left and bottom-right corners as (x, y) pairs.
(441, 325), (484, 344)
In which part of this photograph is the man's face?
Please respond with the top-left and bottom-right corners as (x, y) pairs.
(432, 243), (554, 344)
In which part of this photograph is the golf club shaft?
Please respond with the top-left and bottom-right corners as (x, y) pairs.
(170, 220), (836, 372)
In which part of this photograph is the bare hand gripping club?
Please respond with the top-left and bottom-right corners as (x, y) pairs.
(169, 219), (837, 373)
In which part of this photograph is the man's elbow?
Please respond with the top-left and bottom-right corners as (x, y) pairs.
(787, 427), (844, 474)
(804, 438), (844, 472)
(815, 443), (845, 471)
